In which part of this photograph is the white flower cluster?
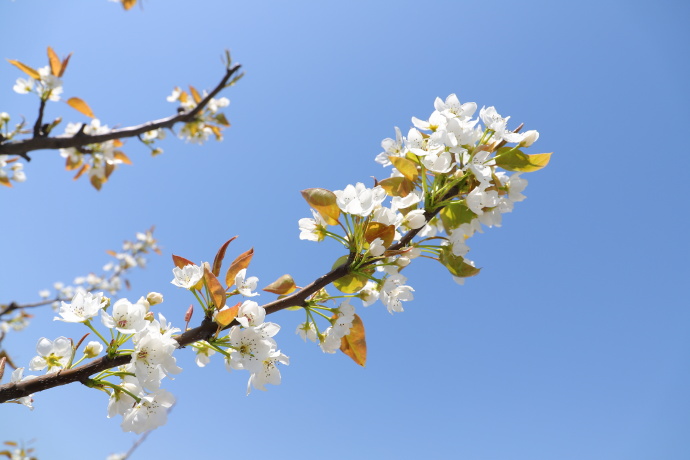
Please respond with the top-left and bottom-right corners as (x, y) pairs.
(28, 289), (181, 434)
(13, 66), (63, 101)
(224, 301), (289, 395)
(58, 119), (124, 186)
(316, 300), (356, 353)
(170, 263), (289, 395)
(0, 154), (26, 186)
(44, 228), (160, 306)
(166, 87), (230, 144)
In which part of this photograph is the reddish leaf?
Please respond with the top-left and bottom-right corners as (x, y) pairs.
(364, 222), (395, 248)
(172, 254), (196, 269)
(212, 236), (238, 276)
(340, 314), (367, 366)
(225, 248), (254, 288)
(204, 266), (226, 310)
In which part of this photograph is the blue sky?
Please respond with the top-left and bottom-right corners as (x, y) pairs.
(1, 0), (689, 459)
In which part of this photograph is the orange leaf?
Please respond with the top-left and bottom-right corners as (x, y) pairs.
(389, 156), (419, 182)
(225, 248), (254, 288)
(7, 59), (40, 80)
(90, 175), (104, 191)
(105, 250), (118, 257)
(215, 302), (240, 328)
(72, 164), (89, 180)
(47, 47), (61, 77)
(378, 176), (414, 197)
(204, 266), (226, 310)
(113, 139), (124, 148)
(340, 314), (367, 366)
(189, 85), (202, 104)
(172, 254), (196, 269)
(114, 151), (132, 165)
(67, 97), (95, 118)
(122, 0), (137, 10)
(364, 222), (395, 247)
(0, 176), (12, 187)
(263, 274), (297, 295)
(212, 236), (238, 276)
(58, 53), (72, 77)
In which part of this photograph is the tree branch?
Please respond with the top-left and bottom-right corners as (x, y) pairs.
(0, 63), (241, 157)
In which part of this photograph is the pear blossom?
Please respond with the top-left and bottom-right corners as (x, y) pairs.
(375, 126), (404, 166)
(380, 274), (414, 314)
(358, 280), (380, 306)
(296, 322), (318, 342)
(131, 326), (182, 391)
(171, 263), (203, 289)
(191, 341), (216, 367)
(298, 209), (328, 242)
(101, 297), (148, 334)
(29, 336), (72, 374)
(369, 237), (386, 257)
(247, 350), (289, 395)
(9, 368), (35, 410)
(236, 301), (266, 327)
(54, 291), (106, 323)
(401, 209), (427, 230)
(235, 269), (259, 297)
(121, 389), (176, 434)
(228, 326), (275, 372)
(334, 182), (386, 217)
(465, 187), (499, 216)
(434, 94), (477, 120)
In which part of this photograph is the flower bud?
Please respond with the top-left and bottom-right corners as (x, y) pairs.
(146, 292), (164, 306)
(144, 311), (155, 322)
(397, 256), (411, 267)
(84, 341), (103, 358)
(0, 112), (9, 123)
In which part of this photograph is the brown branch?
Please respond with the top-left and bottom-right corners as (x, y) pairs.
(0, 299), (57, 319)
(0, 63), (241, 157)
(0, 254), (353, 403)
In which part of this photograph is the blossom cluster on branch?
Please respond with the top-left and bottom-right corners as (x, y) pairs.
(1, 48), (242, 189)
(0, 92), (550, 439)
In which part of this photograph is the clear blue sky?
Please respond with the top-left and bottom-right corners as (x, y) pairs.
(1, 0), (689, 459)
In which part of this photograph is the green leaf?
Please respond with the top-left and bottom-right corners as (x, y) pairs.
(439, 246), (481, 278)
(331, 255), (369, 294)
(495, 147), (552, 172)
(439, 201), (475, 232)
